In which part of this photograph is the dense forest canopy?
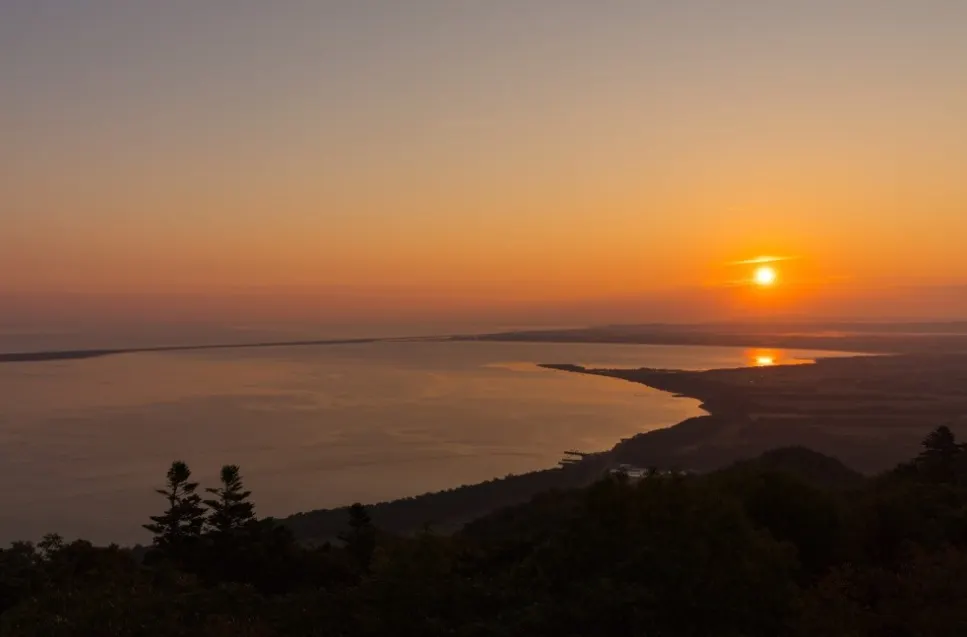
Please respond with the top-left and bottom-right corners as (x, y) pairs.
(3, 426), (967, 635)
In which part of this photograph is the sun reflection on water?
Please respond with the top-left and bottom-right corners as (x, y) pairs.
(748, 349), (780, 367)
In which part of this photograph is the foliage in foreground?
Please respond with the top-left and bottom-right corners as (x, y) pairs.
(3, 427), (967, 635)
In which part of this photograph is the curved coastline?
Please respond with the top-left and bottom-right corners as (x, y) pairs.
(284, 352), (967, 542)
(283, 362), (719, 541)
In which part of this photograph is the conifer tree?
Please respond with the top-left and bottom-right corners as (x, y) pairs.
(340, 503), (377, 573)
(917, 425), (965, 483)
(204, 465), (256, 534)
(143, 461), (206, 551)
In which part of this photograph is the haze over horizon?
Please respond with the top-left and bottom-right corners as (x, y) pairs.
(4, 1), (967, 331)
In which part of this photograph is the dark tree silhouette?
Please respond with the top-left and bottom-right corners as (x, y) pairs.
(916, 425), (965, 483)
(37, 534), (64, 560)
(143, 461), (206, 552)
(203, 465), (255, 534)
(13, 436), (967, 636)
(340, 503), (376, 573)
(924, 425), (958, 451)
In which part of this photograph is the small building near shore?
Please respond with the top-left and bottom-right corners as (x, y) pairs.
(609, 464), (692, 480)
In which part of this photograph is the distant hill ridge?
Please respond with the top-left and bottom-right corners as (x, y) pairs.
(283, 445), (862, 543)
(720, 446), (865, 489)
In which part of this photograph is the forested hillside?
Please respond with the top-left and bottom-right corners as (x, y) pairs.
(3, 426), (967, 636)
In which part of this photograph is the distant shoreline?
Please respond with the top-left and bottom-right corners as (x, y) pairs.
(6, 321), (967, 364)
(462, 328), (967, 355)
(0, 337), (402, 363)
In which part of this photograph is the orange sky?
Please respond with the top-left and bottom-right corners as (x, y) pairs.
(3, 2), (967, 327)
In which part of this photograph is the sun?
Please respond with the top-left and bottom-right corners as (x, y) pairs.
(753, 265), (778, 287)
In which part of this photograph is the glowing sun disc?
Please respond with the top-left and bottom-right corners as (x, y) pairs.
(753, 266), (777, 286)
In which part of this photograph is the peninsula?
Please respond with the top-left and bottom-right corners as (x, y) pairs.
(543, 353), (967, 474)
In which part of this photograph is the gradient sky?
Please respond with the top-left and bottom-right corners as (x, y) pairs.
(3, 1), (967, 327)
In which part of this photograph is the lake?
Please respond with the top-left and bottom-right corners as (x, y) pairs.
(0, 341), (853, 544)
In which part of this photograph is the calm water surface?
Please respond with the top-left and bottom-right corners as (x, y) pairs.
(0, 341), (853, 544)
